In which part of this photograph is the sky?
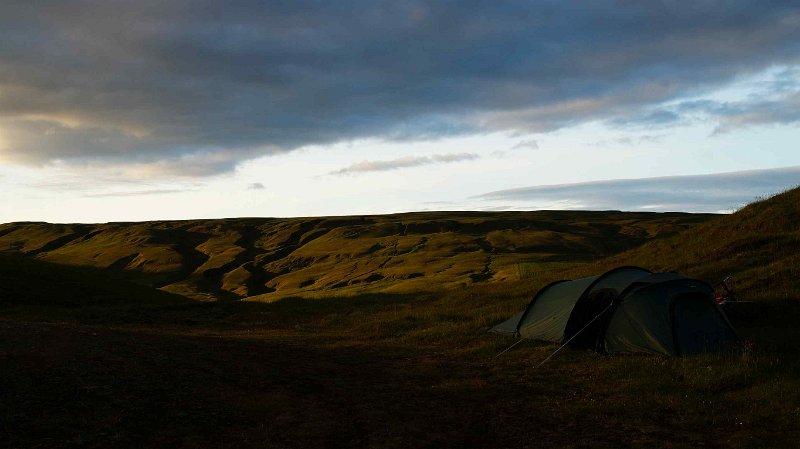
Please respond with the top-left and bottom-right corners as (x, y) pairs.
(1, 1), (799, 223)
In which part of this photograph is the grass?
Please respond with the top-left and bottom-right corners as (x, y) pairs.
(516, 259), (593, 279)
(0, 210), (713, 301)
(1, 191), (799, 447)
(0, 253), (190, 311)
(2, 284), (797, 448)
(574, 187), (800, 301)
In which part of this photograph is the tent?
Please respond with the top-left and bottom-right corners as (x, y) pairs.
(492, 266), (740, 356)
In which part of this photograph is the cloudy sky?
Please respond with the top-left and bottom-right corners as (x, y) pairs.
(1, 1), (799, 223)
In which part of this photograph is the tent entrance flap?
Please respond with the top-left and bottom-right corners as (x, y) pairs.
(671, 294), (741, 355)
(566, 288), (617, 351)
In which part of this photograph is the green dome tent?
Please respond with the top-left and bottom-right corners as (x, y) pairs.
(492, 266), (740, 356)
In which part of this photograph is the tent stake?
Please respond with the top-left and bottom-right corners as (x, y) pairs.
(535, 302), (614, 368)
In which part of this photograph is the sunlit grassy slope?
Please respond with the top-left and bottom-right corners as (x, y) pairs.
(0, 210), (711, 301)
(559, 187), (800, 301)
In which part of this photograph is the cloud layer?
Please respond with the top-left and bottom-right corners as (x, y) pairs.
(477, 166), (800, 212)
(1, 1), (799, 173)
(330, 152), (478, 176)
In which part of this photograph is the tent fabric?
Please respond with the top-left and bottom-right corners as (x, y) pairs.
(672, 295), (740, 355)
(603, 277), (739, 355)
(499, 266), (652, 342)
(517, 277), (598, 341)
(602, 278), (698, 355)
(491, 266), (740, 356)
(491, 311), (523, 336)
(562, 266), (652, 342)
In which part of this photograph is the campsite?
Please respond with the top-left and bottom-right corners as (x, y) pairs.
(2, 188), (800, 448)
(2, 2), (800, 448)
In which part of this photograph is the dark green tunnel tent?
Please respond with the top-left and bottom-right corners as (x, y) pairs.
(492, 266), (740, 356)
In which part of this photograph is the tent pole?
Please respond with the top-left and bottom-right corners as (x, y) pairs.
(535, 302), (615, 368)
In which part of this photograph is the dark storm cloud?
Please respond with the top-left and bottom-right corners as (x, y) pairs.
(711, 92), (800, 133)
(611, 91), (800, 132)
(476, 166), (800, 212)
(1, 1), (799, 173)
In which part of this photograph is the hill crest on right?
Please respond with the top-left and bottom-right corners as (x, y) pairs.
(580, 186), (800, 302)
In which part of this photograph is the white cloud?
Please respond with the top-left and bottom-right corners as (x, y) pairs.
(83, 189), (185, 198)
(511, 139), (539, 151)
(329, 152), (479, 176)
(476, 166), (800, 213)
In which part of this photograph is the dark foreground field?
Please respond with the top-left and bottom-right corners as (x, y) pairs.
(2, 189), (800, 448)
(2, 292), (799, 449)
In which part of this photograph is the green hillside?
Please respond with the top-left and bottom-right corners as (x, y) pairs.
(566, 187), (800, 301)
(0, 211), (712, 301)
(0, 253), (190, 312)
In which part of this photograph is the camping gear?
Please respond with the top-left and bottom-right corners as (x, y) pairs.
(492, 266), (740, 356)
(714, 275), (738, 304)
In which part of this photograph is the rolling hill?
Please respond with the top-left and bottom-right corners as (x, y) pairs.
(569, 187), (800, 301)
(0, 252), (190, 310)
(0, 210), (712, 301)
